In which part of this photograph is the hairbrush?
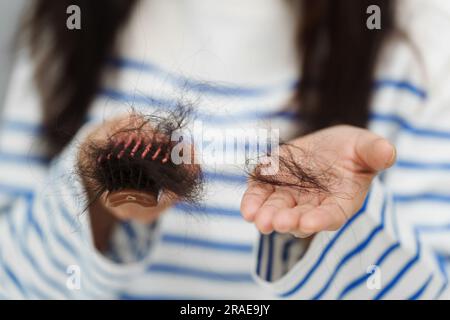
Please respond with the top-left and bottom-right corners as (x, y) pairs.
(78, 107), (203, 211)
(96, 132), (171, 206)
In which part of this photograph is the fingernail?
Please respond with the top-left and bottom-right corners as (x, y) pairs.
(388, 143), (397, 167)
(104, 190), (158, 208)
(290, 230), (313, 239)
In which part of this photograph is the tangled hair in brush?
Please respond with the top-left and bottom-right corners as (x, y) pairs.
(247, 143), (339, 196)
(77, 105), (203, 206)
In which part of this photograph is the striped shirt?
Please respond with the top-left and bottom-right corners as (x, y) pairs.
(1, 0), (450, 299)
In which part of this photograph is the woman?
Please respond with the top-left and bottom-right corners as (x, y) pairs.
(0, 0), (449, 299)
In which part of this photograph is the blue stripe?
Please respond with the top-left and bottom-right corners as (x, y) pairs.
(396, 160), (450, 171)
(256, 233), (264, 277)
(394, 193), (450, 203)
(4, 112), (449, 150)
(312, 196), (388, 299)
(369, 224), (450, 299)
(4, 109), (448, 154)
(174, 203), (242, 218)
(100, 87), (297, 124)
(279, 192), (371, 297)
(161, 233), (252, 253)
(337, 242), (401, 299)
(46, 169), (139, 289)
(2, 111), (447, 150)
(361, 224), (450, 300)
(107, 57), (294, 97)
(337, 194), (400, 300)
(0, 205), (28, 297)
(4, 196), (56, 298)
(1, 119), (42, 134)
(0, 259), (27, 298)
(414, 224), (450, 233)
(49, 182), (83, 233)
(1, 260), (51, 299)
(370, 113), (450, 140)
(43, 197), (78, 256)
(434, 254), (449, 299)
(281, 238), (297, 263)
(49, 172), (144, 287)
(119, 221), (142, 260)
(266, 233), (274, 282)
(27, 198), (45, 240)
(43, 196), (115, 296)
(0, 151), (49, 166)
(408, 274), (434, 300)
(20, 195), (69, 297)
(101, 87), (178, 109)
(0, 184), (32, 198)
(109, 57), (427, 100)
(147, 263), (253, 282)
(24, 195), (94, 298)
(120, 221), (137, 240)
(373, 80), (427, 100)
(204, 171), (247, 184)
(374, 249), (421, 300)
(28, 198), (79, 276)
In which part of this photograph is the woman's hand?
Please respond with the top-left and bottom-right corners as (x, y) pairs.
(240, 125), (396, 238)
(78, 114), (176, 225)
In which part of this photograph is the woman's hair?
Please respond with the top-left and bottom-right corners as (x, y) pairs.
(22, 0), (138, 157)
(22, 0), (394, 157)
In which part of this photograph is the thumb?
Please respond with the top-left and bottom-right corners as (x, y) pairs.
(354, 131), (396, 172)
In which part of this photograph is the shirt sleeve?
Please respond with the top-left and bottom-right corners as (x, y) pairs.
(254, 178), (449, 299)
(0, 52), (162, 299)
(252, 0), (450, 300)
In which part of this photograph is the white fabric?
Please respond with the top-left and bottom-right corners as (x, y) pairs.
(0, 0), (449, 299)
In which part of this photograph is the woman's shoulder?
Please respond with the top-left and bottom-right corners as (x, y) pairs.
(375, 0), (450, 98)
(371, 0), (450, 132)
(396, 0), (450, 79)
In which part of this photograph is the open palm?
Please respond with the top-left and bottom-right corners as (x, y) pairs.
(240, 125), (396, 237)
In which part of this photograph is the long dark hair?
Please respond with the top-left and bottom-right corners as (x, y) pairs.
(22, 0), (394, 157)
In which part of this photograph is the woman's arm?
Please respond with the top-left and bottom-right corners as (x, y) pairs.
(0, 54), (180, 298)
(77, 115), (174, 252)
(242, 124), (448, 299)
(241, 0), (450, 300)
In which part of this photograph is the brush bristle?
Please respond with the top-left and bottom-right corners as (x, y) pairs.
(96, 136), (172, 195)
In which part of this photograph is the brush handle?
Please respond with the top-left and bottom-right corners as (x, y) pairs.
(104, 189), (158, 207)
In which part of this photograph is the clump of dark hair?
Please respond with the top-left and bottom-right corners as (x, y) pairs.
(77, 106), (203, 207)
(247, 143), (338, 195)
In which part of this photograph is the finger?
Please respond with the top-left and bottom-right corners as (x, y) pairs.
(272, 203), (315, 234)
(156, 191), (177, 210)
(298, 201), (350, 234)
(254, 190), (296, 234)
(355, 131), (396, 172)
(240, 181), (274, 222)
